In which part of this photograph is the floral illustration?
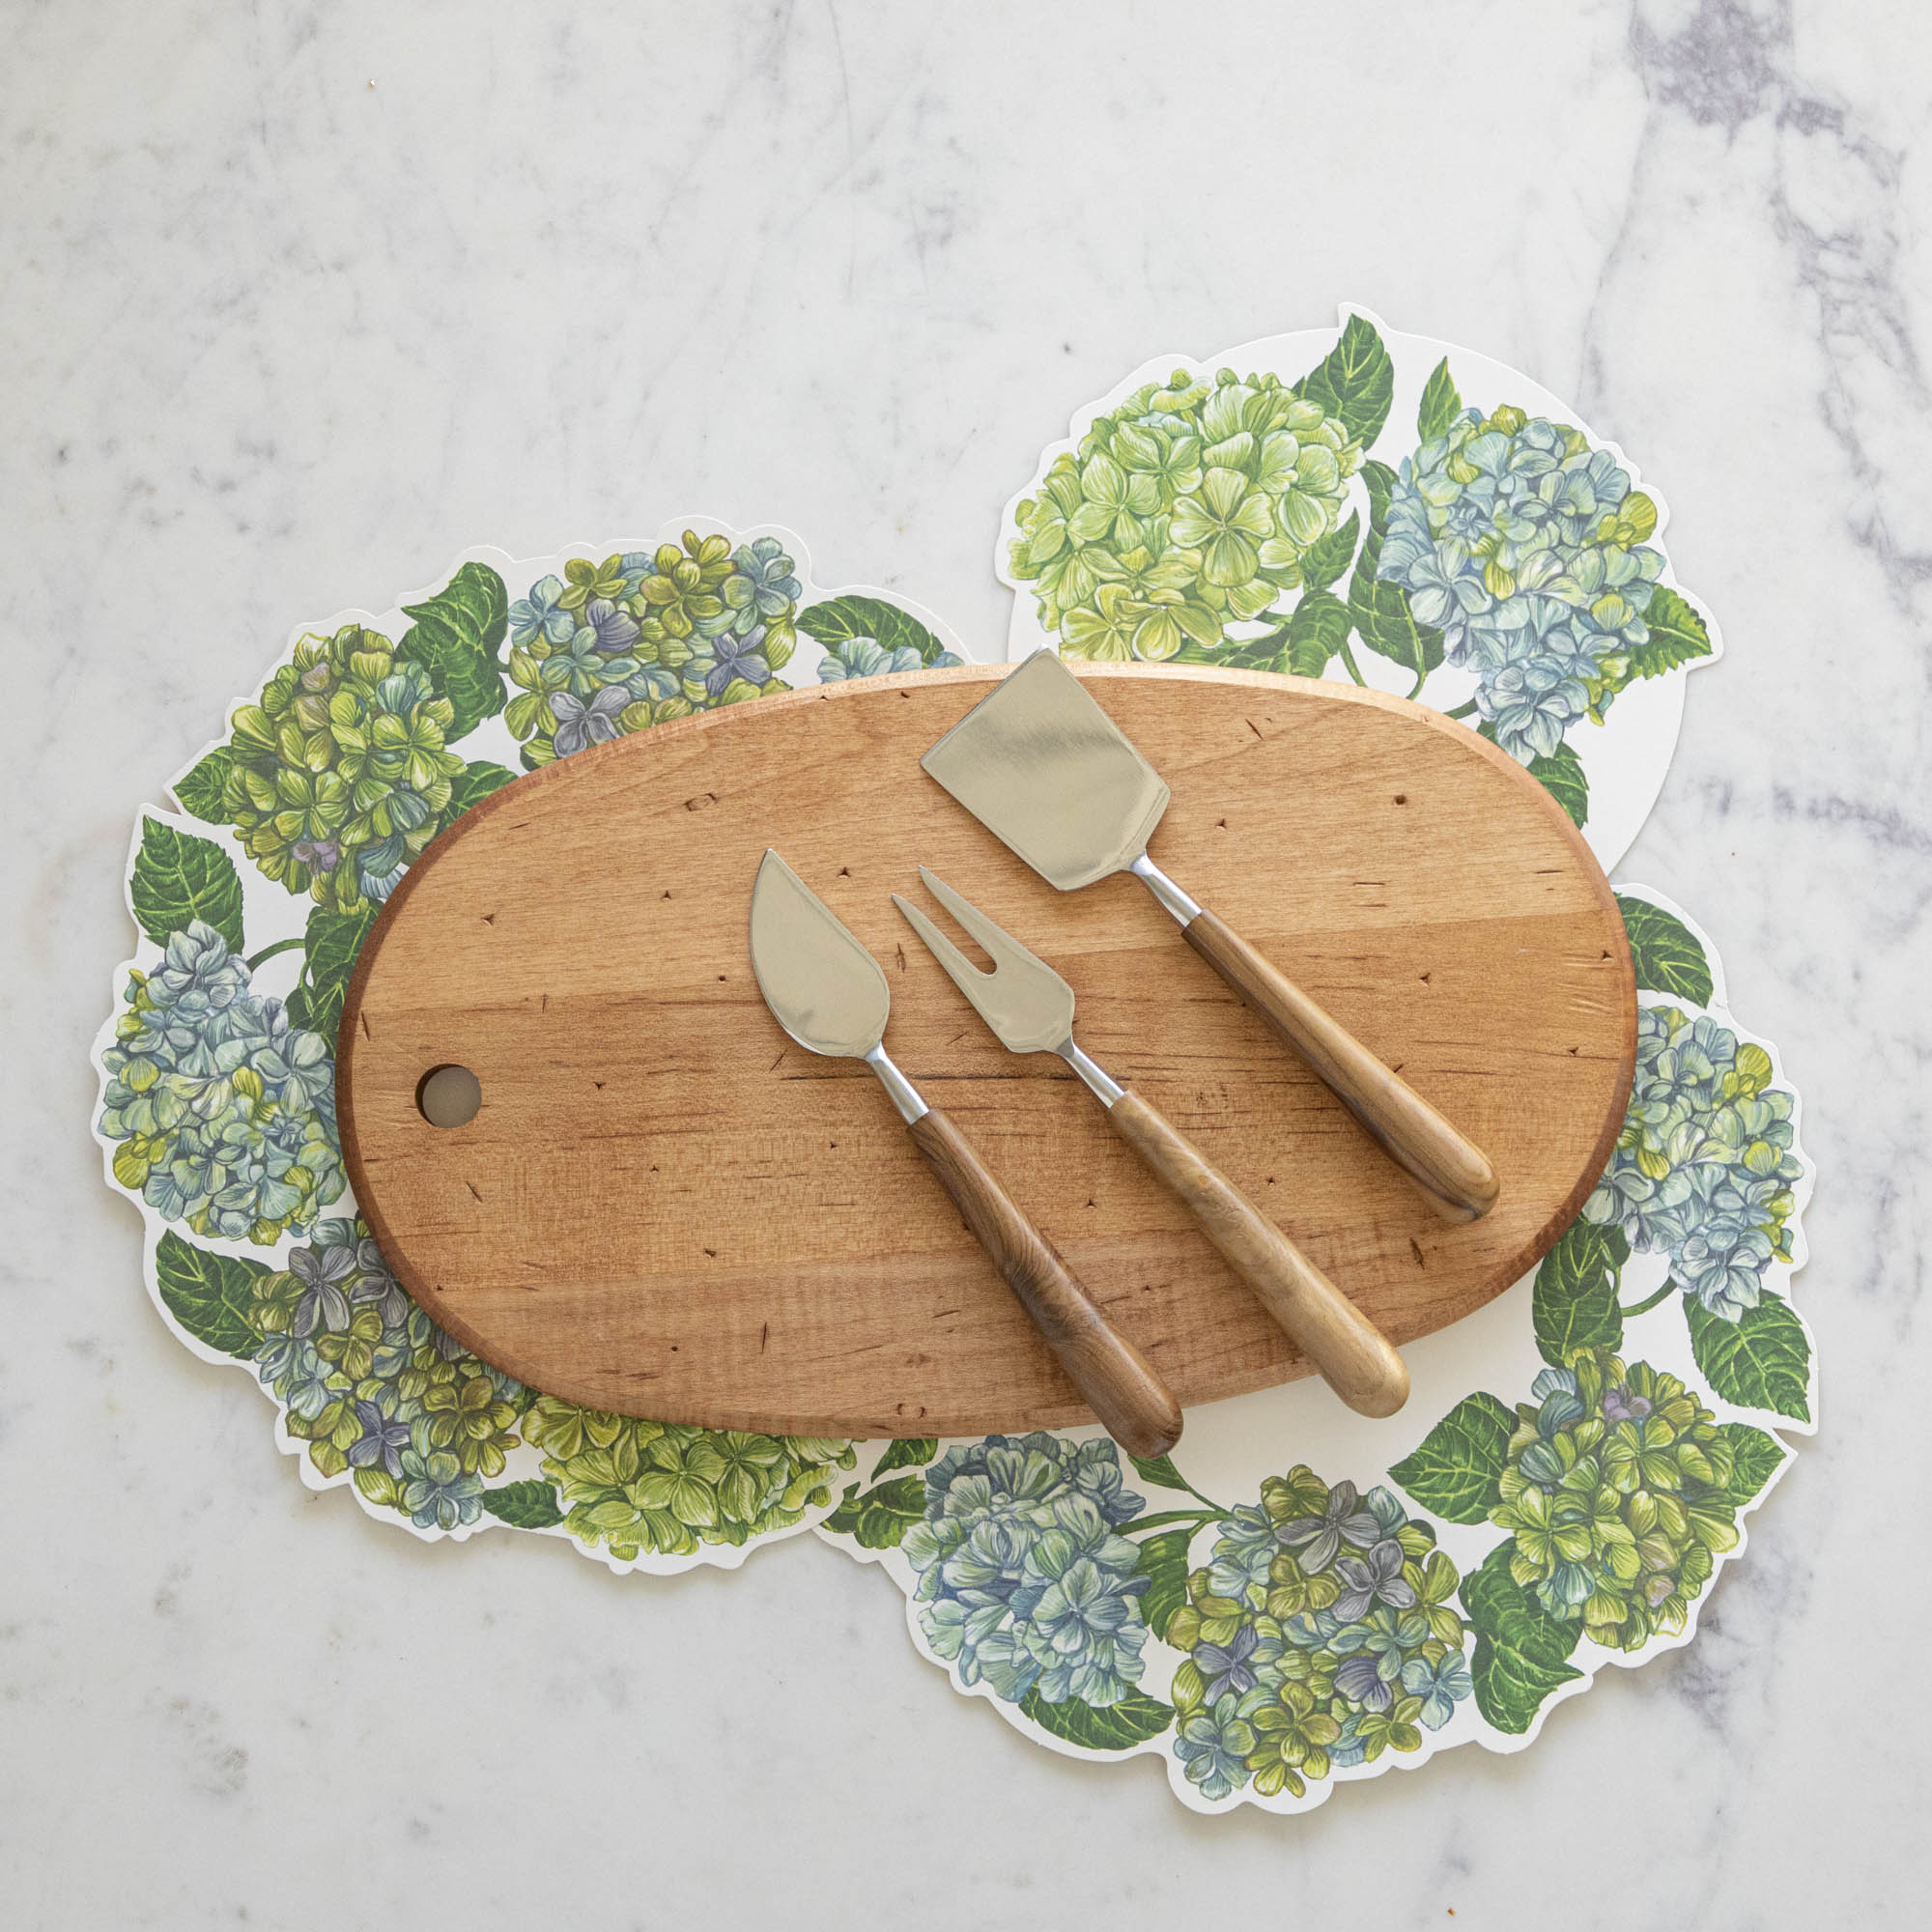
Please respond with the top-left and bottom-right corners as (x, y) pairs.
(1582, 1004), (1803, 1320)
(1009, 367), (1361, 664)
(1378, 407), (1669, 761)
(524, 1397), (855, 1559)
(505, 533), (801, 766)
(247, 1217), (526, 1526)
(1166, 1470), (1470, 1801)
(1490, 1349), (1740, 1650)
(99, 921), (343, 1243)
(1002, 313), (1719, 846)
(96, 481), (1805, 1814)
(902, 1434), (1152, 1708)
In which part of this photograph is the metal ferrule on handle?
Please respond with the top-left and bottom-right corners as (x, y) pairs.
(863, 1042), (928, 1123)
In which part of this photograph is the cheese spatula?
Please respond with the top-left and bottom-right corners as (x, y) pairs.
(920, 651), (1498, 1222)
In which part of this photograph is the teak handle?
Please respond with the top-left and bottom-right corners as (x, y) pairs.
(906, 1106), (1183, 1457)
(1105, 1091), (1409, 1419)
(1182, 909), (1499, 1223)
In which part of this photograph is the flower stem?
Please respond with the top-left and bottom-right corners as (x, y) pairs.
(1445, 698), (1480, 720)
(1406, 669), (1429, 700)
(244, 935), (308, 972)
(1619, 1278), (1679, 1320)
(1128, 1508), (1226, 1536)
(1337, 639), (1368, 686)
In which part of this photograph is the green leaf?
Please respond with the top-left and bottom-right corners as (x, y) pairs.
(1192, 632), (1289, 672)
(1293, 314), (1395, 448)
(1630, 584), (1714, 680)
(1296, 510), (1360, 593)
(1718, 1422), (1787, 1506)
(798, 594), (949, 666)
(1461, 1544), (1582, 1661)
(1018, 1685), (1175, 1751)
(285, 901), (377, 1042)
(823, 1473), (925, 1550)
(154, 1231), (270, 1358)
(396, 561), (509, 740)
(1285, 588), (1353, 677)
(1532, 1219), (1630, 1367)
(1127, 1452), (1189, 1492)
(1470, 1631), (1583, 1735)
(1688, 1294), (1812, 1422)
(1349, 460), (1444, 686)
(130, 816), (245, 954)
(872, 1437), (938, 1477)
(1389, 1391), (1516, 1523)
(1460, 1543), (1582, 1735)
(173, 747), (233, 820)
(447, 760), (517, 819)
(482, 1480), (565, 1529)
(1133, 1528), (1194, 1643)
(1526, 740), (1588, 828)
(1417, 356), (1463, 441)
(1616, 895), (1714, 1006)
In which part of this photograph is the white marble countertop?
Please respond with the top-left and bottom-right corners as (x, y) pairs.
(3, 1), (1925, 1924)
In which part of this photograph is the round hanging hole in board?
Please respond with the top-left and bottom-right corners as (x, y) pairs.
(415, 1065), (481, 1128)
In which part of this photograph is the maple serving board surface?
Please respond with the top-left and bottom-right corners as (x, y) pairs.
(338, 664), (1635, 1437)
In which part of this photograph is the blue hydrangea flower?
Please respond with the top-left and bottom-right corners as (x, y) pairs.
(1274, 1479), (1379, 1574)
(98, 923), (344, 1242)
(550, 686), (631, 757)
(509, 575), (578, 649)
(400, 1433), (485, 1531)
(348, 1395), (412, 1478)
(681, 625), (781, 702)
(1173, 1692), (1257, 1802)
(1331, 1538), (1417, 1620)
(816, 637), (965, 681)
(1402, 1651), (1473, 1729)
(1378, 408), (1665, 762)
(903, 1435), (1149, 1710)
(721, 537), (803, 639)
(1206, 1505), (1278, 1604)
(1582, 1004), (1803, 1319)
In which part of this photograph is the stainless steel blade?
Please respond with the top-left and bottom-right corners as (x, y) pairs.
(919, 652), (1171, 891)
(892, 867), (1076, 1055)
(749, 849), (891, 1060)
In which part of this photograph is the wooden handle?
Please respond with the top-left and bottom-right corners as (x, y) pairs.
(907, 1107), (1182, 1457)
(1182, 909), (1499, 1223)
(1105, 1091), (1408, 1418)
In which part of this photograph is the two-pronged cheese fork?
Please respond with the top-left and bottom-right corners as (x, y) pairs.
(894, 868), (1409, 1418)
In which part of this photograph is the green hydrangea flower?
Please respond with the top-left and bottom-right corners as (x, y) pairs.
(220, 625), (467, 910)
(524, 1396), (853, 1560)
(505, 534), (801, 766)
(1166, 1468), (1469, 1803)
(99, 922), (344, 1243)
(1491, 1347), (1739, 1650)
(1009, 368), (1361, 662)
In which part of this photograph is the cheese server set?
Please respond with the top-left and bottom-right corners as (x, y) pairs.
(750, 652), (1497, 1455)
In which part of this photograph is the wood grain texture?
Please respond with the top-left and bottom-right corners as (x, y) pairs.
(1105, 1091), (1409, 1418)
(906, 1107), (1181, 1457)
(1182, 909), (1501, 1222)
(337, 662), (1636, 1438)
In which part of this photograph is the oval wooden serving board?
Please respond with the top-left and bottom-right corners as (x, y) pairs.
(339, 664), (1634, 1438)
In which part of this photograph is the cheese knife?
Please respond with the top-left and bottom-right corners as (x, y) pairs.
(749, 849), (1182, 1456)
(894, 868), (1409, 1419)
(920, 651), (1498, 1223)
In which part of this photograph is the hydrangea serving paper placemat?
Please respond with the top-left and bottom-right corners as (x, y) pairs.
(91, 317), (1815, 1815)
